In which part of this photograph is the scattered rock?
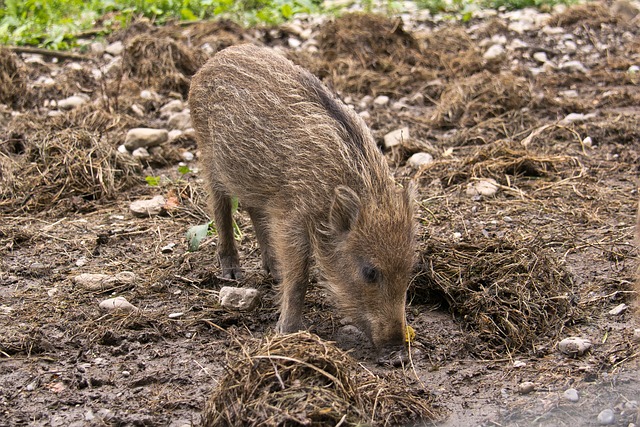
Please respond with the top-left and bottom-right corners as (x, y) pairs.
(532, 52), (548, 63)
(219, 286), (260, 311)
(582, 136), (593, 148)
(105, 41), (124, 56)
(167, 111), (192, 130)
(607, 303), (627, 316)
(140, 89), (161, 101)
(161, 243), (176, 253)
(373, 95), (390, 107)
(160, 99), (185, 116)
(168, 129), (184, 142)
(383, 127), (410, 148)
(182, 151), (195, 162)
(130, 104), (145, 117)
(288, 37), (302, 48)
(117, 144), (129, 155)
(466, 179), (499, 197)
(73, 272), (137, 291)
(407, 152), (433, 168)
(124, 128), (168, 150)
(131, 147), (150, 160)
(558, 336), (592, 356)
(57, 95), (89, 110)
(633, 329), (640, 342)
(560, 113), (596, 125)
(129, 195), (167, 217)
(518, 382), (535, 394)
(563, 388), (579, 402)
(90, 42), (106, 55)
(168, 312), (184, 319)
(99, 296), (138, 312)
(597, 408), (615, 425)
(484, 44), (506, 62)
(560, 60), (588, 73)
(513, 360), (526, 368)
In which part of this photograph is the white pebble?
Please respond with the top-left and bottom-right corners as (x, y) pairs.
(407, 152), (433, 168)
(513, 360), (526, 368)
(563, 388), (579, 402)
(168, 312), (184, 319)
(466, 179), (499, 197)
(99, 296), (138, 312)
(608, 303), (627, 316)
(483, 44), (505, 62)
(383, 127), (410, 148)
(373, 95), (390, 107)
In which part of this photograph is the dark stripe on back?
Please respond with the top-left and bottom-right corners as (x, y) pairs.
(299, 72), (368, 156)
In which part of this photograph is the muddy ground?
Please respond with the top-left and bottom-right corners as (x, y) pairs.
(1, 1), (640, 426)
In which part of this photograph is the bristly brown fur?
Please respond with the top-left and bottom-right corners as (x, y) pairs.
(189, 44), (415, 357)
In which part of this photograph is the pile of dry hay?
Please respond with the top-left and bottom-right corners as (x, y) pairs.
(311, 13), (436, 97)
(202, 332), (440, 426)
(122, 34), (205, 97)
(0, 107), (141, 213)
(414, 237), (582, 354)
(0, 47), (27, 108)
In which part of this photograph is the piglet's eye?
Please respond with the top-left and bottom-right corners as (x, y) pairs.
(362, 265), (381, 283)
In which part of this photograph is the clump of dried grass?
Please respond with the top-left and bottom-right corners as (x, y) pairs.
(0, 47), (27, 108)
(547, 2), (616, 27)
(431, 71), (532, 128)
(414, 238), (582, 354)
(0, 108), (141, 213)
(421, 26), (486, 77)
(122, 34), (205, 96)
(313, 13), (436, 96)
(203, 332), (440, 426)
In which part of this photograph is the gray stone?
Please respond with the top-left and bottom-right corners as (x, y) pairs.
(140, 89), (161, 101)
(484, 44), (506, 62)
(563, 388), (579, 402)
(558, 336), (592, 356)
(57, 95), (89, 110)
(219, 286), (260, 311)
(73, 271), (137, 291)
(466, 179), (499, 197)
(105, 41), (124, 56)
(124, 128), (168, 150)
(560, 113), (596, 125)
(131, 147), (150, 160)
(160, 99), (185, 116)
(597, 408), (615, 425)
(167, 111), (192, 130)
(407, 152), (434, 168)
(373, 95), (390, 107)
(384, 127), (410, 148)
(518, 382), (535, 394)
(99, 296), (138, 312)
(533, 52), (549, 63)
(608, 303), (628, 315)
(129, 195), (166, 217)
(90, 42), (106, 55)
(560, 60), (588, 73)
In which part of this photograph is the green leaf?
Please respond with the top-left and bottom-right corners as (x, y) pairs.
(145, 176), (161, 186)
(178, 165), (192, 175)
(186, 222), (214, 252)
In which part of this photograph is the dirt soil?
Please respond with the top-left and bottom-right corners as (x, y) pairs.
(1, 2), (640, 426)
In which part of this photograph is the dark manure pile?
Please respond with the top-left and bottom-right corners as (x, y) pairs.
(202, 332), (441, 426)
(414, 238), (583, 355)
(313, 13), (436, 97)
(122, 34), (205, 96)
(0, 108), (141, 214)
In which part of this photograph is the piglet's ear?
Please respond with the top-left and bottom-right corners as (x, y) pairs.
(330, 185), (360, 234)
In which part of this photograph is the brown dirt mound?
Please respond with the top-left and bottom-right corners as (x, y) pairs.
(0, 108), (141, 214)
(431, 71), (532, 128)
(122, 34), (205, 97)
(202, 332), (441, 426)
(183, 19), (246, 54)
(0, 48), (27, 108)
(414, 238), (582, 355)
